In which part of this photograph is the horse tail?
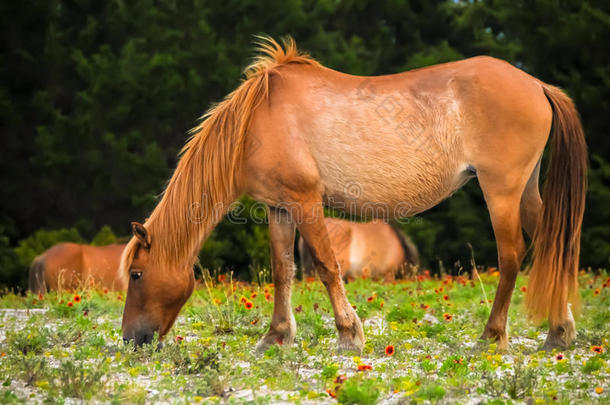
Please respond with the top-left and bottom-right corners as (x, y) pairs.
(28, 255), (47, 294)
(526, 84), (587, 325)
(390, 224), (420, 268)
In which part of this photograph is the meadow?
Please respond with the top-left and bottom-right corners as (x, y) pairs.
(0, 270), (607, 404)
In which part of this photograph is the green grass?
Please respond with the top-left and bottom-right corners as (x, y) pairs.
(0, 271), (608, 403)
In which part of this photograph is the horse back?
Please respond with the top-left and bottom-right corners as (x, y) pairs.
(81, 244), (127, 290)
(35, 242), (84, 291)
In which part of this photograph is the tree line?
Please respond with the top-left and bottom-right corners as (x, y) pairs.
(1, 0), (608, 288)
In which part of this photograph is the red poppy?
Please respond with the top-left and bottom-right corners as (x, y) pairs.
(357, 364), (372, 371)
(38, 293), (43, 300)
(555, 353), (565, 361)
(240, 296), (248, 304)
(334, 375), (347, 385)
(103, 288), (108, 294)
(520, 286), (527, 292)
(265, 293), (272, 301)
(443, 295), (449, 301)
(117, 295), (123, 301)
(326, 389), (336, 398)
(244, 301), (253, 310)
(73, 295), (81, 303)
(380, 301), (384, 308)
(367, 296), (374, 302)
(67, 301), (74, 307)
(593, 288), (601, 296)
(305, 277), (315, 283)
(250, 292), (257, 299)
(251, 318), (259, 325)
(175, 335), (184, 343)
(591, 345), (604, 354)
(218, 274), (226, 282)
(385, 345), (395, 356)
(443, 313), (452, 321)
(420, 303), (429, 310)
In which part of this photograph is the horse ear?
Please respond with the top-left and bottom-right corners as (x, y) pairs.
(131, 222), (151, 250)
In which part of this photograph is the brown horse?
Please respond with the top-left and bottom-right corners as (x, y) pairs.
(120, 37), (586, 351)
(298, 218), (419, 282)
(29, 243), (127, 293)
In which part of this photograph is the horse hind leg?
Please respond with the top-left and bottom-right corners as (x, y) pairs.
(256, 206), (297, 353)
(520, 159), (542, 240)
(479, 173), (528, 350)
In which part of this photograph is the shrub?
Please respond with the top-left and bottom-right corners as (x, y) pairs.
(91, 225), (118, 246)
(337, 377), (380, 405)
(52, 359), (109, 399)
(5, 327), (49, 355)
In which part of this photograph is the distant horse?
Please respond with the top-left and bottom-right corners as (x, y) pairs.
(298, 218), (419, 282)
(120, 37), (586, 352)
(29, 243), (127, 293)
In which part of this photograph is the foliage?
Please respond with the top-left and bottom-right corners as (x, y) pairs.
(1, 0), (609, 287)
(0, 272), (607, 402)
(14, 228), (84, 269)
(336, 376), (381, 405)
(91, 225), (118, 246)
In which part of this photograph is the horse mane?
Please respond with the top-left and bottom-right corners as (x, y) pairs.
(120, 36), (320, 274)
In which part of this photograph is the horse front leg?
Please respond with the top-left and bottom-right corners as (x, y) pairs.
(256, 206), (297, 352)
(296, 201), (364, 353)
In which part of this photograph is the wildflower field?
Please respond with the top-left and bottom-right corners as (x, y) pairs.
(0, 271), (608, 404)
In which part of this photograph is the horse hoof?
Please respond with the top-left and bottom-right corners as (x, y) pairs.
(337, 316), (365, 353)
(543, 315), (576, 351)
(255, 328), (295, 354)
(337, 339), (364, 354)
(479, 328), (508, 351)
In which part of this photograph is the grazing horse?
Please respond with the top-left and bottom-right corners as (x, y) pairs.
(298, 218), (419, 282)
(29, 243), (127, 293)
(120, 37), (586, 351)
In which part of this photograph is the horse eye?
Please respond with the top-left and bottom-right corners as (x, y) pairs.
(130, 271), (142, 281)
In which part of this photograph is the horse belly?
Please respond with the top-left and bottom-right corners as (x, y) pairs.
(316, 132), (466, 217)
(306, 90), (467, 218)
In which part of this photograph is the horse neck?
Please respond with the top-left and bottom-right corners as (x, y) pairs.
(145, 188), (237, 270)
